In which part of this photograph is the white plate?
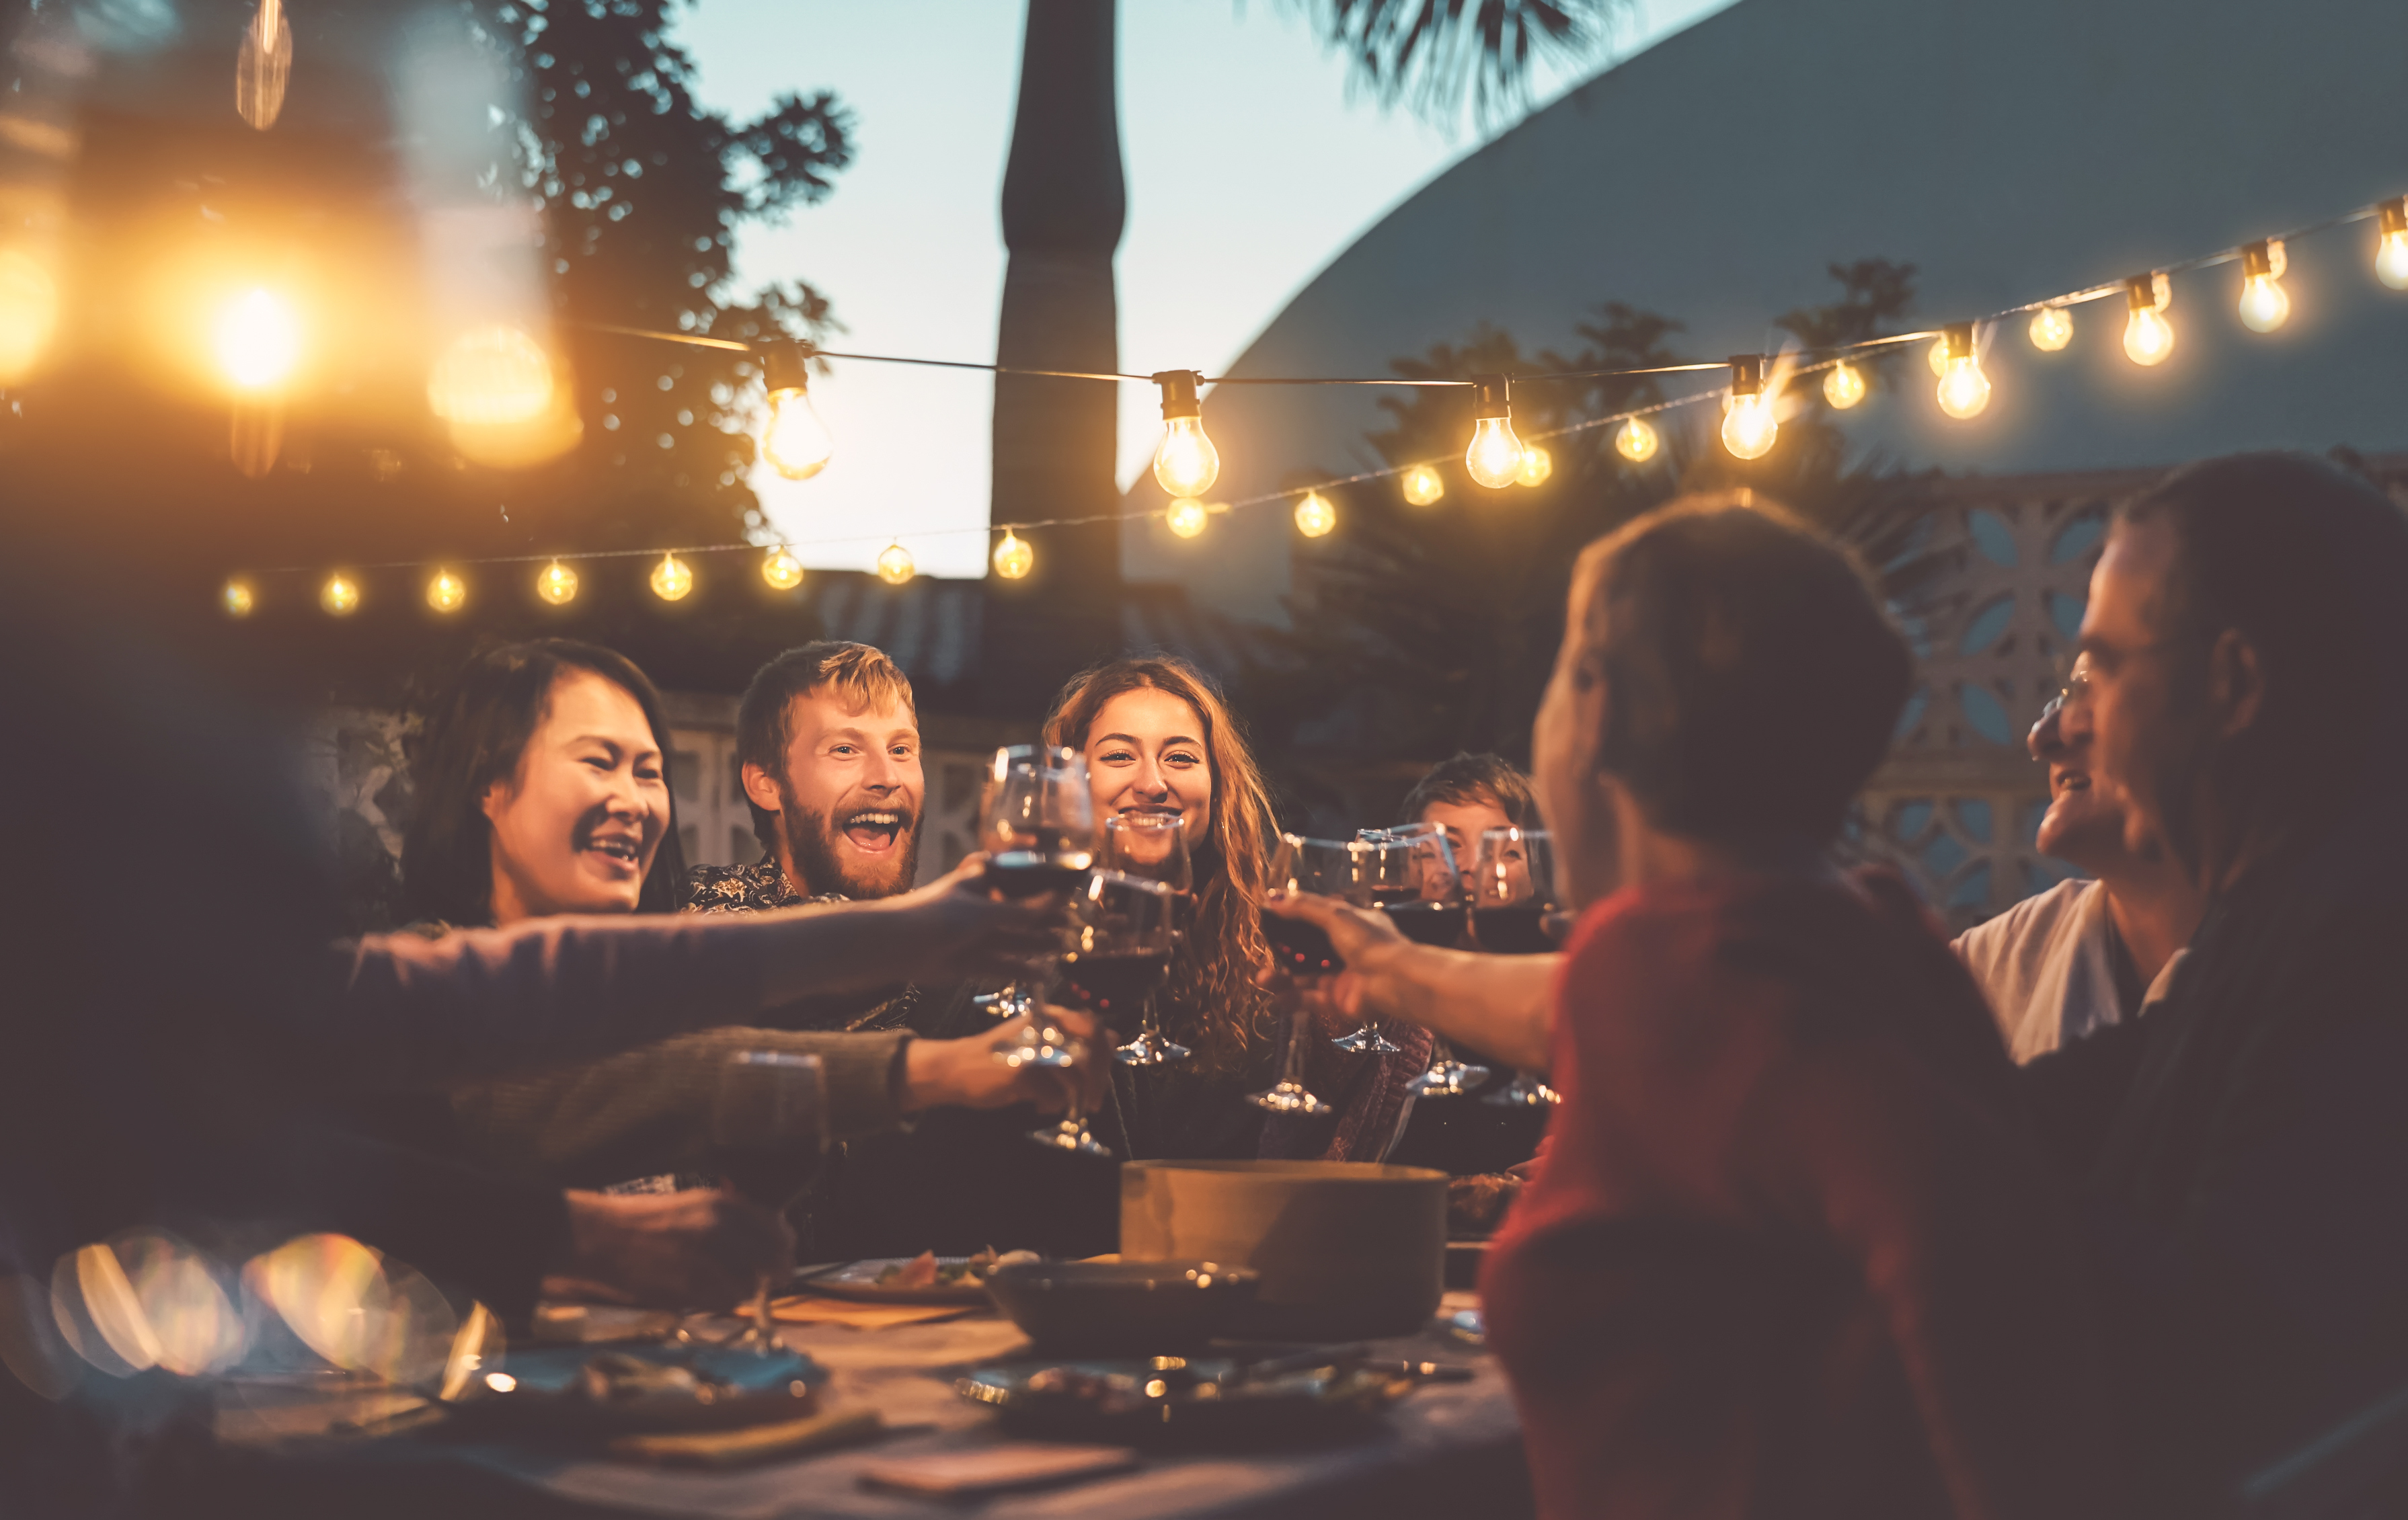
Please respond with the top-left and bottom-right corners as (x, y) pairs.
(793, 1258), (996, 1305)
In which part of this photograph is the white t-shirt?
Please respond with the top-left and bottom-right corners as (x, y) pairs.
(1951, 878), (2184, 1064)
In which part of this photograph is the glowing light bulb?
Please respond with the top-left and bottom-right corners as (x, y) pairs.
(215, 288), (301, 392)
(1462, 374), (1524, 489)
(1720, 356), (1777, 461)
(2378, 200), (2408, 290)
(2123, 274), (2174, 366)
(1515, 445), (1552, 487)
(876, 543), (915, 585)
(1293, 490), (1335, 536)
(761, 546), (804, 590)
(992, 529), (1033, 580)
(1615, 416), (1659, 463)
(1822, 362), (1866, 409)
(2236, 239), (2290, 333)
(222, 579), (254, 618)
(1928, 335), (1952, 376)
(426, 568), (465, 613)
(1165, 497), (1210, 538)
(320, 573), (359, 616)
(236, 0), (291, 131)
(649, 553), (693, 602)
(1150, 371), (1220, 498)
(0, 248), (59, 382)
(759, 342), (832, 479)
(428, 327), (554, 425)
(1401, 465), (1445, 506)
(537, 559), (578, 605)
(2029, 305), (2074, 352)
(1934, 323), (1990, 420)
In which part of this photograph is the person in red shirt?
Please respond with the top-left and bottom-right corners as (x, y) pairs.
(1272, 493), (2123, 1519)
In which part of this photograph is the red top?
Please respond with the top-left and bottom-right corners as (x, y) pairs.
(1482, 869), (2122, 1520)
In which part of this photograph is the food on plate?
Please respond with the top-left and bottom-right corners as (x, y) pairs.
(875, 1247), (1043, 1287)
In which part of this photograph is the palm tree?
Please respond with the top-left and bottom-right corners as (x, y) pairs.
(981, 0), (1620, 709)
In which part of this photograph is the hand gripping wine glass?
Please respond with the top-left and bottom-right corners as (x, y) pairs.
(1472, 826), (1564, 1109)
(710, 1051), (828, 1352)
(1101, 811), (1194, 1066)
(1335, 825), (1468, 1055)
(1249, 834), (1373, 1116)
(1362, 825), (1494, 1097)
(980, 745), (1098, 1043)
(1039, 870), (1176, 1154)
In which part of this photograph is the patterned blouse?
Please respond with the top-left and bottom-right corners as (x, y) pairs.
(681, 858), (921, 1034)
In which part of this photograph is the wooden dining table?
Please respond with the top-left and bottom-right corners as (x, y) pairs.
(202, 1291), (1532, 1519)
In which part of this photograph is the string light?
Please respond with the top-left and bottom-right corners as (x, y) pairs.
(425, 568), (465, 613)
(2378, 200), (2408, 290)
(1822, 360), (1866, 409)
(2124, 273), (2175, 366)
(1515, 445), (1553, 486)
(222, 579), (254, 617)
(1166, 498), (1210, 538)
(1151, 370), (1220, 498)
(1401, 465), (1445, 505)
(236, 0), (291, 131)
(537, 559), (578, 605)
(2236, 239), (2290, 333)
(0, 248), (59, 383)
(761, 545), (804, 590)
(1615, 416), (1659, 463)
(428, 327), (554, 425)
(1463, 373), (1525, 489)
(215, 288), (301, 392)
(876, 543), (915, 585)
(649, 553), (693, 602)
(1927, 335), (1952, 377)
(2029, 305), (2074, 352)
(760, 342), (833, 480)
(1935, 323), (1991, 420)
(319, 573), (358, 616)
(1720, 356), (1777, 461)
(1294, 490), (1336, 536)
(992, 528), (1033, 579)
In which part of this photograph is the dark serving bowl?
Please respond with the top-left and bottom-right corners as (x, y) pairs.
(984, 1260), (1258, 1356)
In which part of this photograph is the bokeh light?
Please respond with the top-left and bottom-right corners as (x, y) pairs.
(0, 249), (60, 383)
(215, 288), (303, 392)
(428, 325), (555, 425)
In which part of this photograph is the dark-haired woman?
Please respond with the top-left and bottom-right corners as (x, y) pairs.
(374, 639), (1101, 1193)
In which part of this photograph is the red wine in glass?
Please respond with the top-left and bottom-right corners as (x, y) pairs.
(1387, 900), (1467, 947)
(1473, 904), (1555, 955)
(1058, 951), (1170, 1023)
(1264, 914), (1342, 975)
(988, 830), (1096, 897)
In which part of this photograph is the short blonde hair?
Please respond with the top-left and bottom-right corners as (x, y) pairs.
(736, 641), (917, 848)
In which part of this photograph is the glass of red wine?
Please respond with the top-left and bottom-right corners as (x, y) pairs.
(981, 745), (1097, 1052)
(710, 1051), (828, 1352)
(1251, 834), (1381, 1115)
(1471, 827), (1563, 1109)
(1100, 813), (1193, 1066)
(1040, 870), (1176, 1154)
(1333, 827), (1461, 1055)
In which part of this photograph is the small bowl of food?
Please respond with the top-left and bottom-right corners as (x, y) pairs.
(984, 1260), (1258, 1357)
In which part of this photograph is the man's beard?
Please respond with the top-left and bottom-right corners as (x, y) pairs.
(777, 788), (920, 901)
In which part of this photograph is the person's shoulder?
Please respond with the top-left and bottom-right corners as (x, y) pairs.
(1951, 877), (2100, 964)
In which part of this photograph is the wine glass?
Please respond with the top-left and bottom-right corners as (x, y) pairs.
(1102, 812), (1194, 1066)
(1333, 827), (1460, 1055)
(980, 746), (1097, 1058)
(1471, 827), (1563, 1109)
(710, 1051), (828, 1352)
(1249, 834), (1374, 1115)
(1038, 871), (1176, 1154)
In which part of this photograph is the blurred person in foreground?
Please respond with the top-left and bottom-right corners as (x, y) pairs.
(2017, 452), (2408, 1510)
(1272, 495), (2121, 1520)
(1951, 662), (2202, 1063)
(383, 639), (1101, 1194)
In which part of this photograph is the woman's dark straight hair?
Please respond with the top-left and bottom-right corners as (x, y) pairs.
(400, 640), (689, 927)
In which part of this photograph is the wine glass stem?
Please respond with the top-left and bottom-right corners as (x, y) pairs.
(1280, 1006), (1311, 1085)
(748, 1270), (774, 1349)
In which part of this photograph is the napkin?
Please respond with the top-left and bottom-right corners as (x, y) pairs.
(768, 1295), (981, 1330)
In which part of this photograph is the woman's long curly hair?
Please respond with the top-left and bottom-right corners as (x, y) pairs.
(1043, 656), (1274, 1073)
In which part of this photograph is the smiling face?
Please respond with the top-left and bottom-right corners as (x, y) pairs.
(2027, 659), (2143, 873)
(1082, 687), (1213, 852)
(742, 686), (923, 899)
(1417, 793), (1514, 887)
(479, 668), (669, 924)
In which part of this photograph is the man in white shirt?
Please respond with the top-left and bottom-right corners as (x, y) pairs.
(1951, 660), (2204, 1062)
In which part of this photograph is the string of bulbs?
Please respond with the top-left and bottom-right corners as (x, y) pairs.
(223, 191), (2408, 621)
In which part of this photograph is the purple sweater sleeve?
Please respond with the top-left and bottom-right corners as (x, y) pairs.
(320, 914), (787, 1084)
